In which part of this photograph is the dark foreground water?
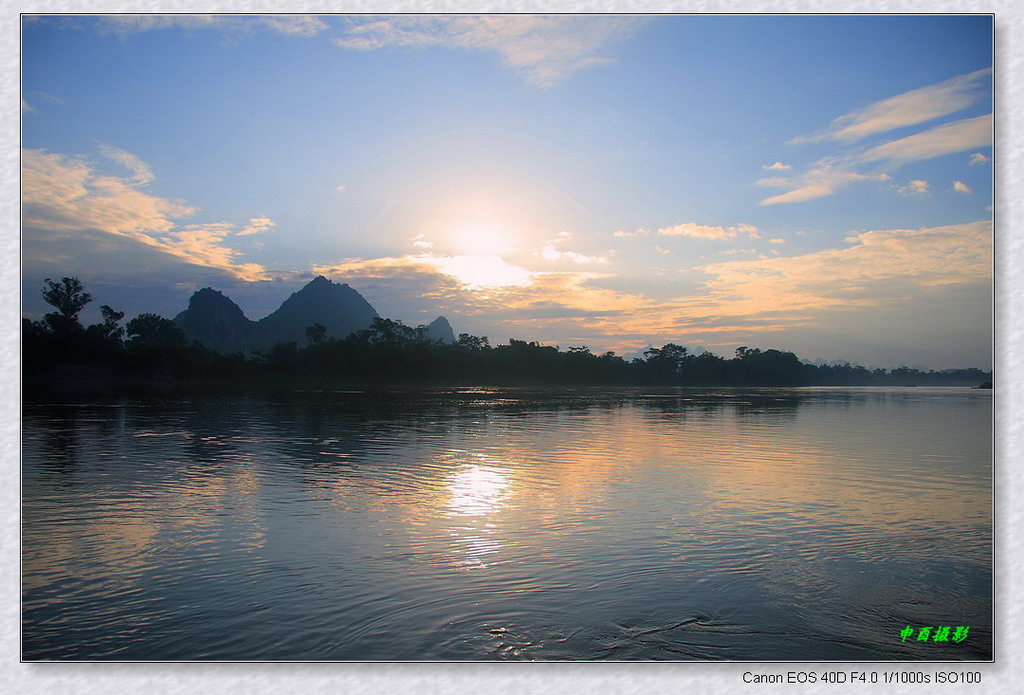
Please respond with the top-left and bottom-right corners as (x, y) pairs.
(22, 387), (992, 661)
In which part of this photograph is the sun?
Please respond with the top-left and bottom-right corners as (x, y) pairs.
(449, 221), (519, 257)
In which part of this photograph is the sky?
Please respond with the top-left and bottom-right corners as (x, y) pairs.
(21, 13), (994, 369)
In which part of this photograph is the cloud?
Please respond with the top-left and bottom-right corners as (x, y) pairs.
(953, 180), (972, 194)
(758, 158), (891, 205)
(697, 221), (991, 316)
(614, 228), (649, 238)
(657, 222), (760, 240)
(898, 179), (930, 196)
(22, 147), (270, 281)
(334, 15), (646, 88)
(98, 144), (155, 185)
(95, 14), (329, 37)
(858, 114), (992, 167)
(762, 162), (792, 170)
(969, 152), (990, 165)
(411, 233), (434, 250)
(790, 68), (992, 144)
(537, 231), (610, 264)
(251, 220), (990, 364)
(236, 217), (275, 236)
(765, 68), (992, 205)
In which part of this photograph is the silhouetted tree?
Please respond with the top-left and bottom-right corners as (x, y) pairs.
(41, 276), (92, 334)
(88, 305), (125, 342)
(126, 313), (187, 348)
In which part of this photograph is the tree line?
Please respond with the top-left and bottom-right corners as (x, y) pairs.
(23, 277), (992, 388)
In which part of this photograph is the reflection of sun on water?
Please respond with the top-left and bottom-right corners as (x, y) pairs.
(448, 462), (511, 517)
(445, 459), (513, 569)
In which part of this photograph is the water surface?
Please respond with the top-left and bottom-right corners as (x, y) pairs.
(22, 387), (992, 660)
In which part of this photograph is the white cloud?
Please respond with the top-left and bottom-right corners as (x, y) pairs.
(791, 68), (991, 144)
(969, 152), (991, 165)
(762, 162), (792, 170)
(334, 15), (646, 88)
(953, 180), (972, 194)
(411, 233), (434, 250)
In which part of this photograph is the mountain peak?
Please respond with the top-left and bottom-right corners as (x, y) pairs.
(424, 315), (456, 344)
(174, 279), (381, 352)
(258, 277), (378, 344)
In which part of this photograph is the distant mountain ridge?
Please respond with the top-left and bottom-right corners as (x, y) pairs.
(174, 276), (454, 353)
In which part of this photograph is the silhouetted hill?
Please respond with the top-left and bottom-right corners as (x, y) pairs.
(174, 276), (379, 353)
(174, 288), (257, 354)
(423, 316), (455, 344)
(256, 276), (378, 348)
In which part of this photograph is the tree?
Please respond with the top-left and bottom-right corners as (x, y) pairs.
(41, 276), (92, 333)
(126, 313), (187, 348)
(456, 333), (490, 350)
(88, 305), (126, 343)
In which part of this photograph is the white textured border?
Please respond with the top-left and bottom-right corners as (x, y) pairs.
(5, 2), (1019, 693)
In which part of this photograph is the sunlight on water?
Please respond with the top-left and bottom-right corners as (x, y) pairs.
(447, 458), (512, 518)
(22, 387), (992, 661)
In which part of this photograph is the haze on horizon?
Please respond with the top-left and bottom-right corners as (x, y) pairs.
(21, 14), (993, 370)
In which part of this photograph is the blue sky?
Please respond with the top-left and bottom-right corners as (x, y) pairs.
(21, 13), (993, 368)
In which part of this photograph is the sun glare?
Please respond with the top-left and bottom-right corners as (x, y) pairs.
(424, 254), (537, 289)
(449, 222), (519, 256)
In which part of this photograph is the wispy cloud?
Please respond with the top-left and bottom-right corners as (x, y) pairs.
(237, 217), (275, 236)
(334, 15), (646, 88)
(307, 220), (989, 358)
(790, 68), (991, 144)
(758, 113), (992, 206)
(697, 221), (991, 317)
(762, 162), (792, 170)
(969, 152), (990, 165)
(758, 163), (891, 205)
(858, 114), (992, 167)
(95, 14), (329, 37)
(953, 180), (972, 194)
(763, 69), (992, 205)
(98, 143), (155, 185)
(656, 222), (760, 240)
(23, 147), (270, 281)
